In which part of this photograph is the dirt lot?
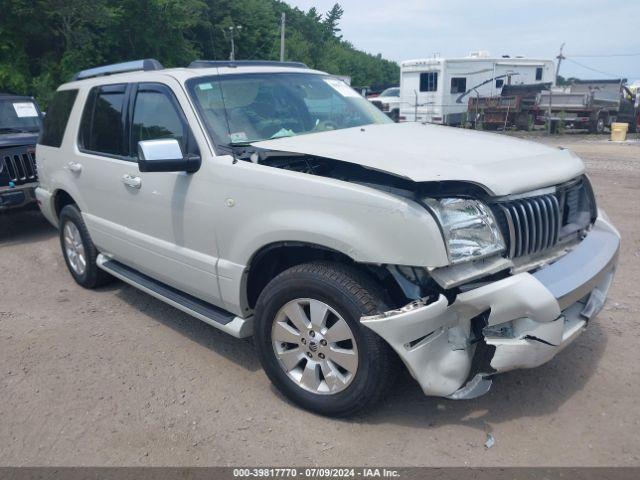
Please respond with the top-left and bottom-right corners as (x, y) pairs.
(1, 133), (639, 467)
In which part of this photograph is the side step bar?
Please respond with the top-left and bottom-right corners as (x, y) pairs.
(97, 254), (253, 338)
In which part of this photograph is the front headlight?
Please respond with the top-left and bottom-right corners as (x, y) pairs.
(425, 197), (505, 264)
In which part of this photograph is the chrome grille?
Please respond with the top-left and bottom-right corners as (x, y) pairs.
(498, 194), (561, 257)
(493, 177), (595, 259)
(1, 147), (37, 185)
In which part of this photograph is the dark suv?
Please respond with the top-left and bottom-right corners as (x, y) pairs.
(0, 93), (43, 211)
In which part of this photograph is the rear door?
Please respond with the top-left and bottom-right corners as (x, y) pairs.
(73, 83), (138, 256)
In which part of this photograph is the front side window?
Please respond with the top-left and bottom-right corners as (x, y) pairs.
(39, 90), (76, 147)
(419, 72), (438, 92)
(131, 86), (186, 153)
(79, 84), (126, 156)
(187, 72), (391, 146)
(496, 79), (504, 88)
(450, 77), (467, 94)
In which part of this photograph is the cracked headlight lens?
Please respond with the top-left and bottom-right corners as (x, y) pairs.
(425, 197), (505, 264)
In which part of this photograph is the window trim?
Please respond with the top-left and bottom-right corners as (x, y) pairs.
(128, 82), (198, 160)
(450, 77), (467, 94)
(77, 82), (198, 163)
(419, 72), (438, 92)
(77, 83), (132, 161)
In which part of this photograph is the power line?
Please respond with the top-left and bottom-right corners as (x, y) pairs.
(568, 52), (640, 58)
(564, 58), (620, 78)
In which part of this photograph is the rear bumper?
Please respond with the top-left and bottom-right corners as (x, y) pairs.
(361, 213), (619, 397)
(0, 183), (37, 210)
(35, 186), (57, 226)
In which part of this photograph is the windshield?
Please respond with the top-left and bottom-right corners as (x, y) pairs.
(188, 72), (392, 146)
(379, 88), (399, 97)
(0, 99), (41, 132)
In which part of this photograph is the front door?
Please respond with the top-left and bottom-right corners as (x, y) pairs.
(116, 81), (222, 305)
(75, 80), (222, 306)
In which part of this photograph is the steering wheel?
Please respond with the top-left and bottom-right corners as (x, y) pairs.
(314, 120), (339, 132)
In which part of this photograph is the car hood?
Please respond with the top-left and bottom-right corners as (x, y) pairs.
(0, 132), (39, 148)
(252, 122), (585, 196)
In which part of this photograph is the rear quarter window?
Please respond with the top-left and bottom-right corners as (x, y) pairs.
(39, 89), (78, 147)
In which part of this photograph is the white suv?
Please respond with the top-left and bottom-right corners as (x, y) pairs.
(36, 59), (619, 416)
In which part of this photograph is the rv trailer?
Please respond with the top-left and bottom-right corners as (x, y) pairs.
(399, 52), (555, 125)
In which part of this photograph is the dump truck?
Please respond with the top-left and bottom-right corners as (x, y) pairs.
(536, 79), (638, 133)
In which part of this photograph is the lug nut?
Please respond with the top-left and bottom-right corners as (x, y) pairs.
(318, 353), (325, 359)
(309, 330), (316, 337)
(306, 352), (313, 359)
(320, 339), (327, 346)
(301, 338), (307, 345)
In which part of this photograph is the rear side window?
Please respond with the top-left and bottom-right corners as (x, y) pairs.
(536, 67), (543, 81)
(450, 77), (466, 94)
(131, 87), (185, 152)
(39, 89), (78, 147)
(79, 84), (127, 156)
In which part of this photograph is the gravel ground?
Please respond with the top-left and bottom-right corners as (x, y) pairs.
(1, 133), (639, 467)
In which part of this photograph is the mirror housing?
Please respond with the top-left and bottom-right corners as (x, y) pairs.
(137, 139), (200, 173)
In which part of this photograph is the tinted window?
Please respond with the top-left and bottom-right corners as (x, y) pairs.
(536, 67), (543, 81)
(132, 89), (185, 153)
(80, 84), (126, 156)
(419, 72), (438, 92)
(496, 79), (504, 88)
(39, 90), (77, 147)
(450, 77), (466, 94)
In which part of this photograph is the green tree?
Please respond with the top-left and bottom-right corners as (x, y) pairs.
(0, 0), (399, 107)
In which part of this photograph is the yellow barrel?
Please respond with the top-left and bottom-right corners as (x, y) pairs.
(611, 122), (628, 142)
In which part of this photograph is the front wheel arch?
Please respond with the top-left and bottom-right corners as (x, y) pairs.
(243, 242), (408, 312)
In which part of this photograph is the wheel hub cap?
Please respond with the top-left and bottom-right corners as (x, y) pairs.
(271, 298), (359, 395)
(63, 222), (87, 276)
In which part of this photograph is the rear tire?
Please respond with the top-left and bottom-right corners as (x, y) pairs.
(254, 261), (396, 416)
(59, 204), (112, 289)
(589, 115), (606, 134)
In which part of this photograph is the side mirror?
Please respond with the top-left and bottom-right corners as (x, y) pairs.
(137, 139), (200, 173)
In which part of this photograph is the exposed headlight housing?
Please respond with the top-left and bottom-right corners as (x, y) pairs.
(425, 198), (505, 264)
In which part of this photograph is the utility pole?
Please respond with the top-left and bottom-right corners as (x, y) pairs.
(228, 25), (242, 61)
(280, 12), (286, 62)
(555, 43), (565, 84)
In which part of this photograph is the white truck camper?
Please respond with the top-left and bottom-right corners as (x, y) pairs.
(399, 51), (555, 125)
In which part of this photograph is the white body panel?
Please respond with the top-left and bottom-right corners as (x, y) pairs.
(399, 57), (555, 124)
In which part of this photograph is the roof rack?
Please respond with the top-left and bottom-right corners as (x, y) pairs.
(72, 59), (164, 81)
(188, 60), (308, 69)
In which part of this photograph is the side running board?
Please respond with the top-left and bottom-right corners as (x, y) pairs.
(97, 254), (253, 338)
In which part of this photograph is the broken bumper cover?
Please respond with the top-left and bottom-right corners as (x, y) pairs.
(361, 214), (619, 398)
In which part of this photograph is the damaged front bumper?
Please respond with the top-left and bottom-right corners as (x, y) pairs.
(361, 214), (619, 398)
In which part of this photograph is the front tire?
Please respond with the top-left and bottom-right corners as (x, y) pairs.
(254, 262), (396, 416)
(59, 204), (112, 289)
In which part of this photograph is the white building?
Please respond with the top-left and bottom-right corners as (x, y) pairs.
(399, 51), (555, 125)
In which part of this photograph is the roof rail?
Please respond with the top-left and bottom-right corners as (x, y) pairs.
(72, 59), (164, 81)
(188, 60), (308, 69)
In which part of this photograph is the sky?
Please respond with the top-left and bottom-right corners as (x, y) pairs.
(286, 0), (640, 82)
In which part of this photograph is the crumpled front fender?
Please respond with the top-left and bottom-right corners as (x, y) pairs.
(361, 215), (619, 398)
